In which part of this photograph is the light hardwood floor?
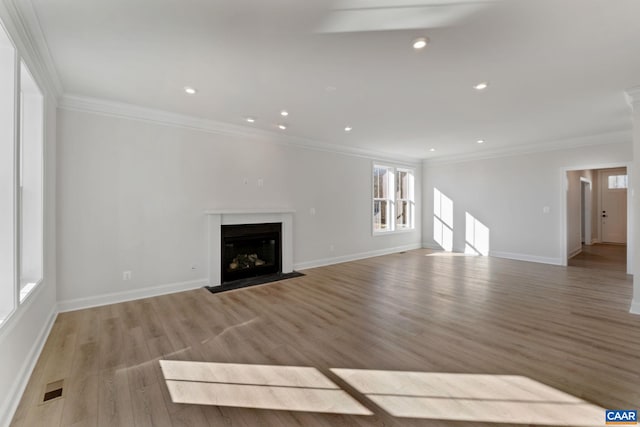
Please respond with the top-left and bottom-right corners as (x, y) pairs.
(10, 249), (640, 426)
(568, 243), (627, 272)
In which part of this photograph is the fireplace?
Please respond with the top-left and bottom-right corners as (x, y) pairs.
(221, 223), (282, 284)
(206, 209), (294, 287)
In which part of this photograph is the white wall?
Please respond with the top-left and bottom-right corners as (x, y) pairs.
(56, 108), (422, 305)
(423, 141), (632, 265)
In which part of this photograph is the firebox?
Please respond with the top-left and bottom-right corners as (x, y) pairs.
(221, 222), (282, 284)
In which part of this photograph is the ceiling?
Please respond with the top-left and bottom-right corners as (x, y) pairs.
(24, 0), (640, 160)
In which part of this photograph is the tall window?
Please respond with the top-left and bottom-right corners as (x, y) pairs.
(373, 164), (414, 233)
(0, 23), (16, 325)
(373, 165), (393, 231)
(19, 62), (44, 302)
(396, 169), (415, 229)
(0, 18), (44, 327)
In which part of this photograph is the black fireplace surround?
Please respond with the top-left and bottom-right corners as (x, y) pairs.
(221, 222), (282, 284)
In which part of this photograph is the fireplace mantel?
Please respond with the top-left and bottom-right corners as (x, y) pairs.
(205, 209), (294, 287)
(205, 209), (295, 215)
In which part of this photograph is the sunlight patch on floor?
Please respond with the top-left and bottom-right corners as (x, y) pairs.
(330, 369), (603, 426)
(159, 360), (372, 415)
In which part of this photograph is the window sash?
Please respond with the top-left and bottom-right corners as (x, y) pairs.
(373, 165), (414, 233)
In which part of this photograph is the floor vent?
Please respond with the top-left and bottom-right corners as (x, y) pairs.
(43, 380), (64, 402)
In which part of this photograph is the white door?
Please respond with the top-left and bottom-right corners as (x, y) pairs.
(599, 168), (627, 243)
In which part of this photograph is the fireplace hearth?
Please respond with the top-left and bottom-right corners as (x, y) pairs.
(221, 223), (282, 284)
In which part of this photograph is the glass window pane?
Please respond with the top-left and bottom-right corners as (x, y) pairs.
(396, 171), (407, 199)
(608, 175), (628, 189)
(373, 170), (379, 198)
(19, 62), (43, 302)
(373, 166), (389, 199)
(0, 25), (15, 324)
(380, 168), (388, 198)
(397, 201), (410, 228)
(373, 200), (389, 231)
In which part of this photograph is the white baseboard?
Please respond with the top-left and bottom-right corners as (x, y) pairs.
(568, 246), (582, 259)
(57, 278), (208, 312)
(294, 243), (422, 271)
(0, 306), (57, 427)
(630, 299), (640, 315)
(489, 251), (563, 266)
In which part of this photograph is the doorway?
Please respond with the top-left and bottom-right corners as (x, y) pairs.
(565, 166), (629, 272)
(599, 168), (627, 244)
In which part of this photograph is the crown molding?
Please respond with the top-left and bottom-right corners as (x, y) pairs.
(59, 94), (422, 166)
(1, 0), (63, 99)
(626, 86), (640, 110)
(423, 129), (632, 166)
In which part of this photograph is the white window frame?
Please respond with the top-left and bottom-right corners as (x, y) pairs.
(0, 23), (17, 328)
(18, 61), (44, 303)
(372, 163), (415, 235)
(395, 168), (415, 230)
(0, 18), (45, 329)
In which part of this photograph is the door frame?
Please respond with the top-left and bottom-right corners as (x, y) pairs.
(580, 177), (592, 246)
(598, 167), (628, 244)
(560, 162), (632, 274)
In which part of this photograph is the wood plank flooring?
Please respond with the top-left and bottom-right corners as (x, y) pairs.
(568, 243), (627, 272)
(10, 249), (640, 426)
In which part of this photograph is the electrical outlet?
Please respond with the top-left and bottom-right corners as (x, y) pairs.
(310, 207), (316, 216)
(329, 244), (334, 252)
(123, 271), (132, 281)
(243, 178), (249, 185)
(257, 178), (264, 187)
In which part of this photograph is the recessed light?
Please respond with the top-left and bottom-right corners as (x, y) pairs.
(429, 148), (436, 152)
(412, 37), (429, 50)
(278, 124), (287, 130)
(325, 86), (337, 92)
(477, 139), (485, 144)
(184, 86), (197, 95)
(280, 110), (289, 117)
(246, 117), (256, 123)
(344, 126), (353, 132)
(473, 82), (489, 90)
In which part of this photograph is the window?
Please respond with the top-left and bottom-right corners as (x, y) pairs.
(608, 175), (627, 189)
(0, 18), (45, 327)
(373, 164), (414, 233)
(0, 24), (15, 325)
(396, 169), (415, 229)
(373, 165), (393, 231)
(19, 62), (44, 302)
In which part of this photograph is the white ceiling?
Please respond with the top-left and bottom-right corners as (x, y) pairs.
(25, 0), (640, 159)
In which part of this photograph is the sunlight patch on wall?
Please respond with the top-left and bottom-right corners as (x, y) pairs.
(465, 212), (490, 256)
(433, 188), (453, 251)
(330, 369), (603, 426)
(159, 360), (372, 415)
